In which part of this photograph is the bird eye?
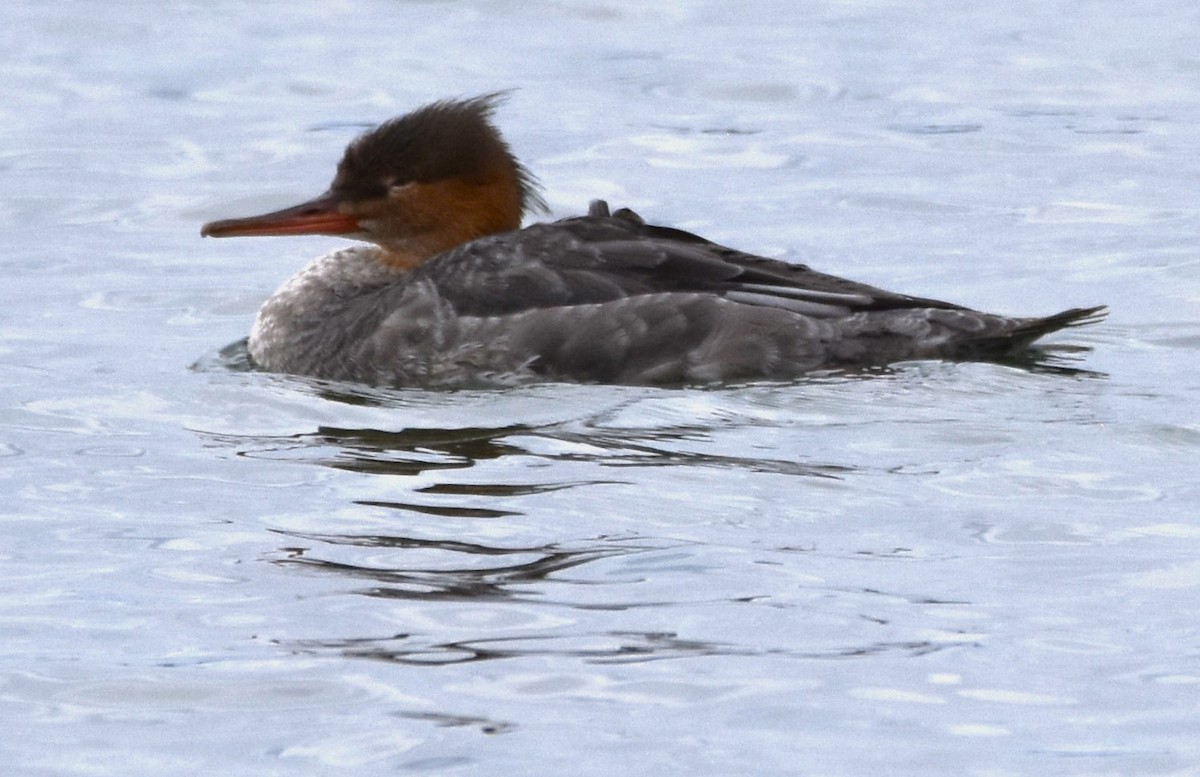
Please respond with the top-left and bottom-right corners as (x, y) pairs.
(387, 181), (414, 197)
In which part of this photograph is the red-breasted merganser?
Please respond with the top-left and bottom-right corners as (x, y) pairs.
(201, 94), (1105, 387)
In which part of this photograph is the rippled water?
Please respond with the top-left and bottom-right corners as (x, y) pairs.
(3, 0), (1200, 774)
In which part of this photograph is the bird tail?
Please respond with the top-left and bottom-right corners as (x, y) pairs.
(989, 305), (1108, 354)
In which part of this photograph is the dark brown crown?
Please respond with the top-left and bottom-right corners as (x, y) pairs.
(330, 94), (545, 216)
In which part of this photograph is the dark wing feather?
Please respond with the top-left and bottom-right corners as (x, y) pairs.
(410, 201), (968, 318)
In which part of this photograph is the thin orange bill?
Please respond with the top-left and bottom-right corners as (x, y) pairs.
(201, 192), (359, 238)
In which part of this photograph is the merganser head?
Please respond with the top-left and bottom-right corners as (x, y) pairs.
(200, 94), (545, 268)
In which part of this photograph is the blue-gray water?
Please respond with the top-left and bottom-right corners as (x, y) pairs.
(3, 1), (1199, 774)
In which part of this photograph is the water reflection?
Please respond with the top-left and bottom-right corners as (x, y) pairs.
(995, 344), (1108, 379)
(288, 630), (745, 666)
(207, 424), (533, 477)
(285, 627), (963, 666)
(271, 531), (650, 603)
(268, 530), (979, 666)
(394, 711), (516, 735)
(206, 422), (850, 480)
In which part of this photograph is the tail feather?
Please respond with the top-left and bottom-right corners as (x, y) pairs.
(1008, 304), (1108, 350)
(990, 305), (1107, 354)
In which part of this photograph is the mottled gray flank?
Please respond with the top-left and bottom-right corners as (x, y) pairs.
(249, 203), (1105, 387)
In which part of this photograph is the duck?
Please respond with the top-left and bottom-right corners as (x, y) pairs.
(200, 94), (1105, 387)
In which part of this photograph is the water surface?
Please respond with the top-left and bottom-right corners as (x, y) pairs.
(3, 1), (1199, 774)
